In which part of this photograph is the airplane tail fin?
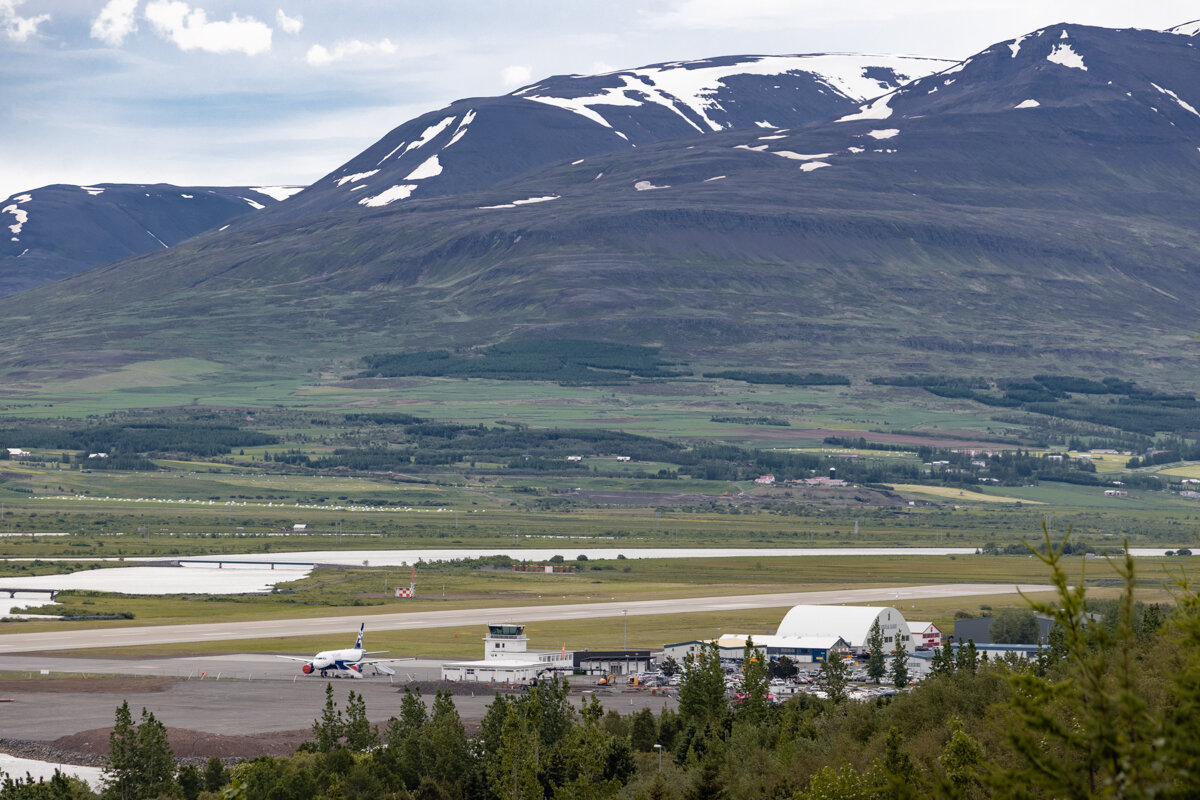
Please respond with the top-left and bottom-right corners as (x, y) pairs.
(355, 623), (364, 650)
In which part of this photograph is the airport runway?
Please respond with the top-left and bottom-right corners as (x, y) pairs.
(0, 583), (1050, 654)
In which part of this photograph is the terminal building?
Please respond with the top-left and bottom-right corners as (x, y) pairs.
(441, 623), (573, 684)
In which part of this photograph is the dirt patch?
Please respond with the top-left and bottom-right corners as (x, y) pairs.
(0, 676), (180, 694)
(33, 726), (311, 764)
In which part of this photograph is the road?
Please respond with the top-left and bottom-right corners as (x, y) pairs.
(0, 583), (1050, 654)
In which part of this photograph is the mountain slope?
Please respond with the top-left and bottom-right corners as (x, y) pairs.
(2, 26), (1199, 387)
(0, 183), (299, 296)
(265, 54), (951, 221)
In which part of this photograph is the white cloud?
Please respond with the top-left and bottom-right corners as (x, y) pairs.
(91, 0), (139, 47)
(0, 0), (50, 42)
(501, 64), (532, 86)
(275, 8), (302, 35)
(144, 1), (272, 55)
(305, 38), (396, 66)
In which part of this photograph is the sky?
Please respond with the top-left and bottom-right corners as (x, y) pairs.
(2, 1), (1198, 201)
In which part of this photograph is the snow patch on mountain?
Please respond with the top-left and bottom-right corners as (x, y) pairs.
(444, 110), (477, 149)
(1008, 34), (1029, 57)
(404, 116), (456, 154)
(240, 197), (266, 210)
(478, 195), (560, 209)
(1151, 83), (1200, 118)
(405, 155), (443, 180)
(337, 170), (379, 187)
(772, 151), (834, 160)
(867, 129), (899, 139)
(1047, 43), (1087, 70)
(521, 55), (948, 133)
(251, 186), (303, 201)
(634, 180), (670, 191)
(80, 186), (105, 196)
(799, 162), (830, 172)
(3, 203), (28, 238)
(837, 93), (894, 122)
(1168, 20), (1200, 36)
(377, 141), (407, 166)
(1015, 99), (1041, 109)
(359, 185), (417, 207)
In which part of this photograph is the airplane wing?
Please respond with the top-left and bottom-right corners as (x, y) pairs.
(362, 650), (389, 656)
(275, 655), (311, 662)
(359, 657), (414, 665)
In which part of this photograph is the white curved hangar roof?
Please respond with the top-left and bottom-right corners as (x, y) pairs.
(776, 605), (911, 649)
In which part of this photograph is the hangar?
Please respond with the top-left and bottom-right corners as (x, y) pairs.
(715, 605), (913, 664)
(774, 605), (914, 654)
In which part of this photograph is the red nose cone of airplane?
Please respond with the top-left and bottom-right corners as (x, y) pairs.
(302, 663), (314, 674)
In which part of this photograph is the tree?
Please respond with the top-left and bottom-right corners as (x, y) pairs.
(989, 608), (1040, 644)
(767, 655), (797, 681)
(735, 637), (770, 722)
(937, 716), (984, 798)
(659, 656), (680, 677)
(866, 619), (887, 684)
(955, 639), (978, 675)
(203, 757), (227, 793)
(103, 701), (138, 800)
(818, 649), (849, 703)
(134, 708), (175, 799)
(102, 702), (176, 800)
(678, 642), (727, 726)
(425, 689), (470, 793)
(890, 641), (909, 689)
(177, 764), (202, 800)
(629, 709), (658, 753)
(343, 689), (376, 752)
(312, 682), (344, 752)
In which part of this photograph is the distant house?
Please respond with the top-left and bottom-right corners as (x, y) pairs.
(292, 523), (307, 531)
(615, 456), (631, 462)
(804, 477), (848, 487)
(87, 452), (109, 459)
(6, 448), (30, 457)
(566, 455), (583, 462)
(754, 475), (775, 485)
(908, 621), (943, 649)
(1104, 489), (1128, 497)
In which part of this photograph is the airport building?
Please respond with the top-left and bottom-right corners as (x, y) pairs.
(683, 604), (914, 666)
(441, 623), (573, 683)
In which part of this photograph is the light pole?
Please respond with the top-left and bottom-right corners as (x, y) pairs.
(654, 743), (662, 770)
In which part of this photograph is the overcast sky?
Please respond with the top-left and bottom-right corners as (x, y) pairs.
(2, 0), (1198, 200)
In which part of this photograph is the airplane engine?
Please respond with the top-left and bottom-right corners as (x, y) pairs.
(347, 664), (363, 678)
(302, 663), (314, 674)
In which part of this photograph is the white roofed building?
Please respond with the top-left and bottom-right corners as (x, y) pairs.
(774, 605), (914, 654)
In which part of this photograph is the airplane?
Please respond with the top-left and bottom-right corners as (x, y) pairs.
(277, 623), (405, 678)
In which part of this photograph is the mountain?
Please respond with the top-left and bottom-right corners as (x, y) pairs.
(0, 183), (300, 296)
(2, 25), (1200, 387)
(263, 54), (951, 221)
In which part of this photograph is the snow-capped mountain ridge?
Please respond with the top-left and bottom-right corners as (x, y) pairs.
(267, 52), (952, 220)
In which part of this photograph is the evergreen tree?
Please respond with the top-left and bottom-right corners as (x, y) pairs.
(866, 619), (887, 684)
(678, 643), (727, 726)
(312, 682), (344, 752)
(955, 639), (978, 675)
(735, 638), (770, 723)
(103, 701), (138, 800)
(629, 709), (658, 753)
(818, 650), (849, 704)
(343, 689), (376, 752)
(874, 726), (921, 799)
(202, 757), (227, 793)
(891, 642), (910, 689)
(134, 709), (175, 799)
(177, 764), (201, 800)
(426, 689), (470, 793)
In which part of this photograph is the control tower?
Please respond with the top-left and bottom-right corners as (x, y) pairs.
(485, 623), (529, 661)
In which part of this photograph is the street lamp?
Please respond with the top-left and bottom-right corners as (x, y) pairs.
(654, 743), (662, 771)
